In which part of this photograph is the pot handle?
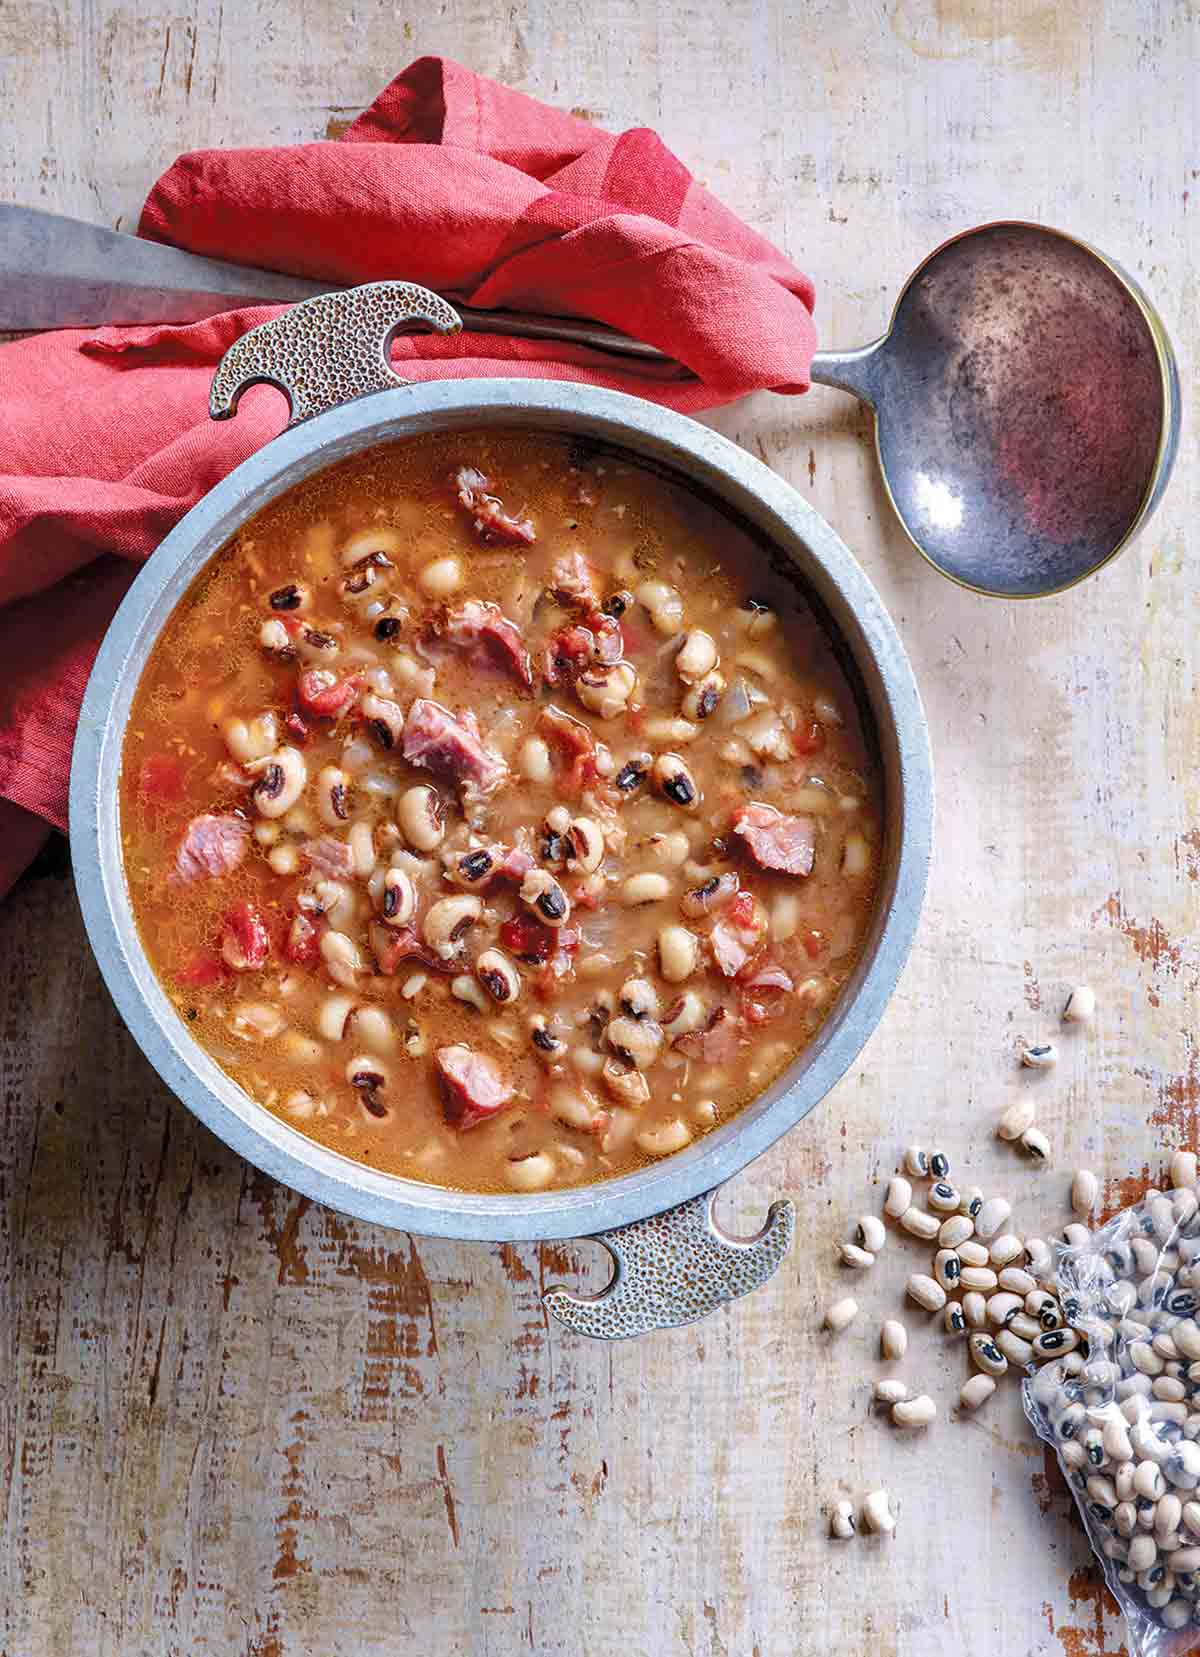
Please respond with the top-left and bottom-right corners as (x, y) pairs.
(543, 1188), (795, 1340)
(209, 280), (462, 428)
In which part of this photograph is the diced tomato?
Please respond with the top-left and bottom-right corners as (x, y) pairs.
(220, 901), (270, 972)
(175, 952), (228, 988)
(296, 670), (362, 719)
(284, 912), (321, 966)
(619, 618), (651, 657)
(501, 915), (556, 964)
(284, 711), (310, 745)
(742, 999), (771, 1025)
(802, 929), (825, 960)
(139, 753), (185, 807)
(793, 720), (826, 756)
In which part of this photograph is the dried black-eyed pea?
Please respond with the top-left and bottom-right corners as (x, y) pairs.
(1034, 1328), (1081, 1359)
(969, 1332), (1009, 1378)
(838, 1242), (875, 1269)
(959, 1186), (984, 1219)
(959, 1375), (996, 1411)
(1008, 1312), (1042, 1342)
(998, 1266), (1037, 1295)
(862, 1490), (896, 1535)
(1072, 1168), (1100, 1216)
(974, 1198), (1012, 1240)
(880, 1319), (907, 1359)
(929, 1151), (951, 1179)
(944, 1302), (967, 1337)
(932, 1249), (961, 1292)
(829, 1499), (856, 1540)
(899, 1207), (940, 1241)
(1063, 985), (1096, 1024)
(939, 1214), (973, 1248)
(1171, 1151), (1199, 1189)
(476, 949), (520, 1005)
(892, 1395), (936, 1429)
(958, 1240), (990, 1267)
(874, 1378), (908, 1406)
(997, 1098), (1036, 1141)
(906, 1274), (947, 1312)
(1021, 1127), (1051, 1160)
(960, 1266), (999, 1292)
(883, 1176), (912, 1218)
(824, 1298), (858, 1333)
(962, 1292), (987, 1329)
(903, 1146), (929, 1178)
(995, 1328), (1035, 1366)
(1063, 1222), (1091, 1250)
(928, 1181), (960, 1213)
(1021, 1043), (1058, 1069)
(986, 1292), (1023, 1327)
(989, 1234), (1025, 1268)
(857, 1215), (886, 1253)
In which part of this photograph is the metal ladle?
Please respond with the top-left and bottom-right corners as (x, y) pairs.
(0, 208), (1180, 597)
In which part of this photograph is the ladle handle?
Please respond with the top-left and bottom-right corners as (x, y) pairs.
(810, 342), (885, 409)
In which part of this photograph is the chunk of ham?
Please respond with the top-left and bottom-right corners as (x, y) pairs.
(732, 801), (816, 877)
(550, 551), (600, 608)
(542, 611), (623, 685)
(676, 1007), (739, 1064)
(172, 812), (249, 885)
(435, 1044), (515, 1130)
(710, 891), (767, 979)
(369, 923), (455, 976)
(538, 704), (599, 794)
(401, 698), (508, 792)
(431, 599), (533, 688)
(303, 836), (356, 880)
(453, 466), (536, 547)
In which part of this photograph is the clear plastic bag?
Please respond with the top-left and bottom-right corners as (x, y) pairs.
(1023, 1183), (1200, 1655)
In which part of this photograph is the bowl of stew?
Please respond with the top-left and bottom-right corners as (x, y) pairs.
(70, 283), (931, 1323)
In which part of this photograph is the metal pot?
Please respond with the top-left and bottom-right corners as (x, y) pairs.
(70, 282), (933, 1338)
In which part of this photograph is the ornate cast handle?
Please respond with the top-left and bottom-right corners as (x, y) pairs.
(543, 1189), (795, 1340)
(209, 280), (462, 428)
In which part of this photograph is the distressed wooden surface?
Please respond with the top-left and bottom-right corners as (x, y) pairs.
(1, 3), (1198, 1654)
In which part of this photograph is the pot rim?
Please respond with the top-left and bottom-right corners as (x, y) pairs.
(70, 378), (932, 1242)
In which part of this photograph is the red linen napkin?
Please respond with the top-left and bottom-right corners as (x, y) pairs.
(0, 55), (816, 900)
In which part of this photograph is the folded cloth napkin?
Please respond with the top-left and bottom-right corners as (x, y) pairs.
(0, 55), (816, 900)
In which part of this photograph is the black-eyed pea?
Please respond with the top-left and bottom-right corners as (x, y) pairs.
(899, 1207), (940, 1241)
(477, 949), (520, 1005)
(283, 1089), (321, 1119)
(636, 1118), (692, 1158)
(223, 711), (280, 764)
(958, 1240), (990, 1267)
(518, 735), (552, 783)
(398, 783), (445, 852)
(884, 1176), (912, 1218)
(451, 975), (490, 1013)
(692, 1099), (718, 1128)
(906, 1274), (947, 1312)
(990, 1233), (1025, 1267)
(1072, 1168), (1100, 1216)
(933, 1250), (961, 1292)
(550, 1086), (602, 1132)
(658, 924), (699, 984)
(345, 1054), (389, 1117)
(316, 764), (352, 827)
(1008, 1313), (1042, 1341)
(682, 671), (725, 722)
(861, 1489), (895, 1535)
(636, 579), (684, 634)
(662, 992), (708, 1038)
(823, 1297), (859, 1334)
(259, 618), (295, 657)
(350, 1005), (396, 1055)
(995, 1328), (1035, 1366)
(279, 1030), (323, 1066)
(607, 1015), (663, 1070)
(892, 1395), (936, 1429)
(268, 844), (300, 876)
(229, 1002), (288, 1040)
(348, 820), (377, 877)
(997, 1098), (1037, 1140)
(857, 1215), (886, 1253)
(320, 930), (363, 988)
(577, 660), (638, 719)
(248, 746), (307, 817)
(944, 1302), (967, 1337)
(969, 1332), (1009, 1377)
(838, 1242), (875, 1269)
(317, 992), (356, 1042)
(939, 1214), (974, 1248)
(998, 1266), (1037, 1295)
(928, 1181), (960, 1213)
(313, 878), (356, 930)
(959, 1375), (996, 1411)
(960, 1266), (999, 1292)
(520, 868), (571, 925)
(504, 1152), (556, 1192)
(379, 866), (417, 927)
(676, 628), (718, 681)
(829, 1500), (856, 1540)
(422, 895), (483, 959)
(418, 555), (463, 598)
(623, 871), (673, 905)
(652, 752), (699, 809)
(361, 691), (405, 751)
(962, 1291), (988, 1329)
(601, 1059), (650, 1107)
(269, 581), (310, 613)
(903, 1146), (930, 1178)
(841, 830), (871, 878)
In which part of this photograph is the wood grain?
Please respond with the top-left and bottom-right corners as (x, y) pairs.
(2, 2), (1198, 1652)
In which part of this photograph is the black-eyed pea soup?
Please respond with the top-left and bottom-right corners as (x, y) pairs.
(120, 431), (882, 1194)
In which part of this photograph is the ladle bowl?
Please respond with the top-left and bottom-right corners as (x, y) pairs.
(811, 222), (1181, 597)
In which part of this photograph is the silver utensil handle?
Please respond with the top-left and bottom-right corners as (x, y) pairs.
(543, 1189), (795, 1339)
